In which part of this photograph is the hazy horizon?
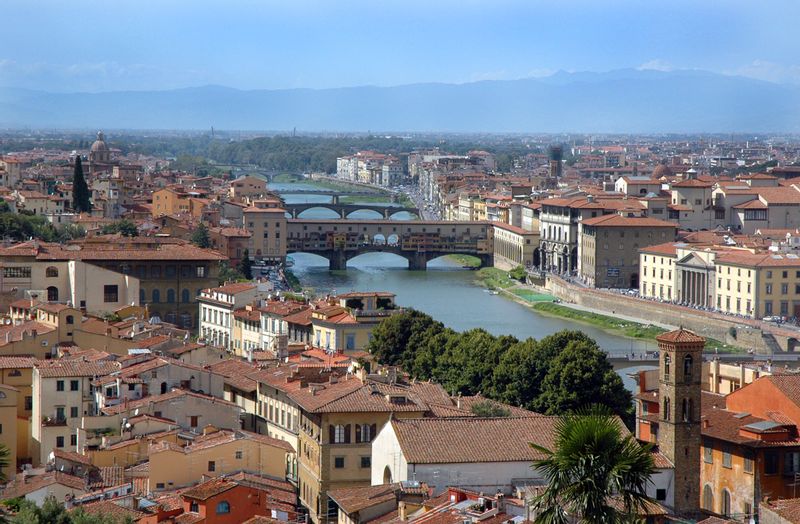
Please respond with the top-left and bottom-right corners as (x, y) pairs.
(4, 0), (800, 93)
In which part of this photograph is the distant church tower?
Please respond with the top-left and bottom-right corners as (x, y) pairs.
(656, 328), (703, 516)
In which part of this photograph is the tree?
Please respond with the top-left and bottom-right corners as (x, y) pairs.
(534, 338), (633, 425)
(237, 249), (253, 280)
(190, 222), (211, 248)
(218, 261), (246, 284)
(509, 265), (527, 281)
(530, 405), (655, 524)
(72, 156), (91, 213)
(366, 309), (443, 367)
(100, 219), (138, 237)
(470, 399), (511, 417)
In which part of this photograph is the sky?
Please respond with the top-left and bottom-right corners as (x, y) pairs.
(3, 0), (800, 92)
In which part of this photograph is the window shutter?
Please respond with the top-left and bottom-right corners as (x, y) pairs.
(355, 424), (362, 443)
(344, 424), (351, 444)
(329, 424), (335, 444)
(370, 424), (377, 442)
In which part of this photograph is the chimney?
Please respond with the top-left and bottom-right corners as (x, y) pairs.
(496, 493), (505, 513)
(702, 419), (709, 429)
(398, 501), (407, 521)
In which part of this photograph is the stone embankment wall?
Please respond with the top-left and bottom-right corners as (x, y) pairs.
(542, 276), (784, 353)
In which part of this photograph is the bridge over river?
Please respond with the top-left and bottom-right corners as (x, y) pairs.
(287, 219), (494, 270)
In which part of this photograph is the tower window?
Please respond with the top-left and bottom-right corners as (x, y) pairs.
(663, 397), (670, 422)
(664, 354), (671, 380)
(684, 354), (693, 382)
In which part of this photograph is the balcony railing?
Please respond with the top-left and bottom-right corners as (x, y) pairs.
(42, 416), (67, 427)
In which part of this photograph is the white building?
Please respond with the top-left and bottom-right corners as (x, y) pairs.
(197, 282), (268, 351)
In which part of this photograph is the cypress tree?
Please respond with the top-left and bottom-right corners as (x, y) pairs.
(238, 248), (253, 280)
(72, 156), (91, 213)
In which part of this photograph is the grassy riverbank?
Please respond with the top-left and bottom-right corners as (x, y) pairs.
(447, 254), (482, 268)
(475, 267), (518, 289)
(531, 302), (734, 352)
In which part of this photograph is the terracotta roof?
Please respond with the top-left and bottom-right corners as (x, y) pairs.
(209, 282), (257, 295)
(36, 359), (120, 378)
(581, 214), (676, 228)
(72, 500), (146, 521)
(175, 512), (204, 524)
(209, 358), (259, 392)
(672, 179), (713, 188)
(655, 328), (705, 344)
(328, 483), (400, 515)
(732, 199), (767, 209)
(181, 477), (237, 500)
(101, 388), (238, 415)
(53, 449), (93, 465)
(760, 498), (800, 522)
(0, 356), (36, 369)
(242, 518), (284, 524)
(391, 416), (559, 464)
(639, 242), (678, 256)
(1, 471), (86, 499)
(756, 186), (800, 204)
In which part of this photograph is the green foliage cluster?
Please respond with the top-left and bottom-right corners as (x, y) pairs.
(0, 207), (85, 243)
(531, 405), (654, 523)
(8, 495), (134, 524)
(284, 269), (302, 292)
(168, 155), (227, 177)
(100, 220), (138, 237)
(218, 261), (246, 284)
(238, 249), (253, 280)
(508, 265), (527, 281)
(366, 310), (633, 422)
(469, 400), (511, 417)
(190, 222), (211, 248)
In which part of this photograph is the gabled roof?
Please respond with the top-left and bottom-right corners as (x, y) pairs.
(391, 416), (559, 464)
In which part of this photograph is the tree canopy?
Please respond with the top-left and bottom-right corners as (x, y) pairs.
(238, 249), (253, 280)
(190, 222), (211, 248)
(100, 219), (138, 237)
(366, 309), (633, 422)
(9, 495), (134, 524)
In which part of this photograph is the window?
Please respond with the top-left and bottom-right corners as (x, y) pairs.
(683, 354), (693, 382)
(70, 434), (77, 446)
(216, 501), (230, 515)
(47, 286), (58, 302)
(663, 354), (671, 380)
(70, 407), (78, 418)
(56, 436), (64, 448)
(703, 441), (713, 463)
(56, 380), (64, 392)
(744, 451), (754, 473)
(24, 396), (32, 411)
(663, 397), (670, 422)
(103, 285), (119, 303)
(46, 266), (58, 277)
(766, 283), (773, 295)
(165, 265), (176, 277)
(785, 451), (800, 475)
(152, 289), (160, 303)
(190, 416), (199, 428)
(331, 424), (349, 444)
(208, 460), (216, 472)
(70, 380), (79, 391)
(3, 267), (31, 278)
(190, 501), (199, 512)
(66, 315), (74, 325)
(702, 485), (714, 511)
(334, 456), (345, 468)
(181, 289), (190, 304)
(235, 450), (243, 459)
(682, 398), (692, 422)
(356, 424), (376, 443)
(167, 289), (176, 303)
(744, 502), (753, 519)
(765, 451), (779, 475)
(196, 266), (206, 278)
(722, 489), (731, 517)
(722, 445), (732, 468)
(656, 488), (666, 501)
(361, 456), (371, 468)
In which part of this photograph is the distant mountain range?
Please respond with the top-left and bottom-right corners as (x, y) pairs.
(2, 69), (799, 133)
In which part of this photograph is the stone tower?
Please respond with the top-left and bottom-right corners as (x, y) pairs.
(656, 328), (703, 516)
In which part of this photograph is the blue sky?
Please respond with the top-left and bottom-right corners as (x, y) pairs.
(3, 0), (799, 92)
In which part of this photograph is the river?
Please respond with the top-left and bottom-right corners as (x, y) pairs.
(271, 179), (657, 389)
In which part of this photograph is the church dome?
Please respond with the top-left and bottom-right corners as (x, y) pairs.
(90, 131), (109, 152)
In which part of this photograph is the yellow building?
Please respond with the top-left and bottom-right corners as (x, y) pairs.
(148, 428), (294, 491)
(0, 357), (35, 465)
(0, 383), (19, 475)
(714, 251), (800, 319)
(243, 199), (287, 265)
(491, 222), (540, 270)
(152, 187), (191, 217)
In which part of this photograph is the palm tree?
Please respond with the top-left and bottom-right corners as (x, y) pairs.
(530, 405), (655, 524)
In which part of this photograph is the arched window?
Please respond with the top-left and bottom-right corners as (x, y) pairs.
(166, 289), (175, 303)
(702, 484), (714, 511)
(152, 289), (160, 303)
(722, 489), (731, 516)
(682, 398), (693, 422)
(45, 266), (58, 278)
(664, 354), (671, 379)
(215, 501), (230, 515)
(684, 354), (693, 382)
(181, 289), (190, 304)
(663, 397), (670, 421)
(383, 465), (392, 484)
(139, 289), (146, 304)
(47, 286), (58, 302)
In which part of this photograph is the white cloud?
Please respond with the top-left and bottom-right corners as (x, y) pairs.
(729, 60), (800, 85)
(637, 59), (674, 72)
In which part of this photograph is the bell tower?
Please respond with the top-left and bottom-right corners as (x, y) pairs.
(657, 328), (703, 516)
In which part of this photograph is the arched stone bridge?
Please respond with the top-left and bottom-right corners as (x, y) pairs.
(284, 202), (419, 219)
(287, 219), (494, 270)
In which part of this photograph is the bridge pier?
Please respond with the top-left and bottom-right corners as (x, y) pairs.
(409, 252), (428, 271)
(331, 195), (339, 205)
(383, 208), (391, 219)
(329, 250), (348, 271)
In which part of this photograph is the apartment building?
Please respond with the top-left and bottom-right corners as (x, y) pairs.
(243, 199), (288, 265)
(578, 215), (676, 288)
(199, 282), (268, 351)
(31, 359), (120, 465)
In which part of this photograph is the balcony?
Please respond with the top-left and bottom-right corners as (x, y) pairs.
(42, 416), (67, 427)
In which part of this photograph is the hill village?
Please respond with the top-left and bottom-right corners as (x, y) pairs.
(1, 132), (800, 522)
